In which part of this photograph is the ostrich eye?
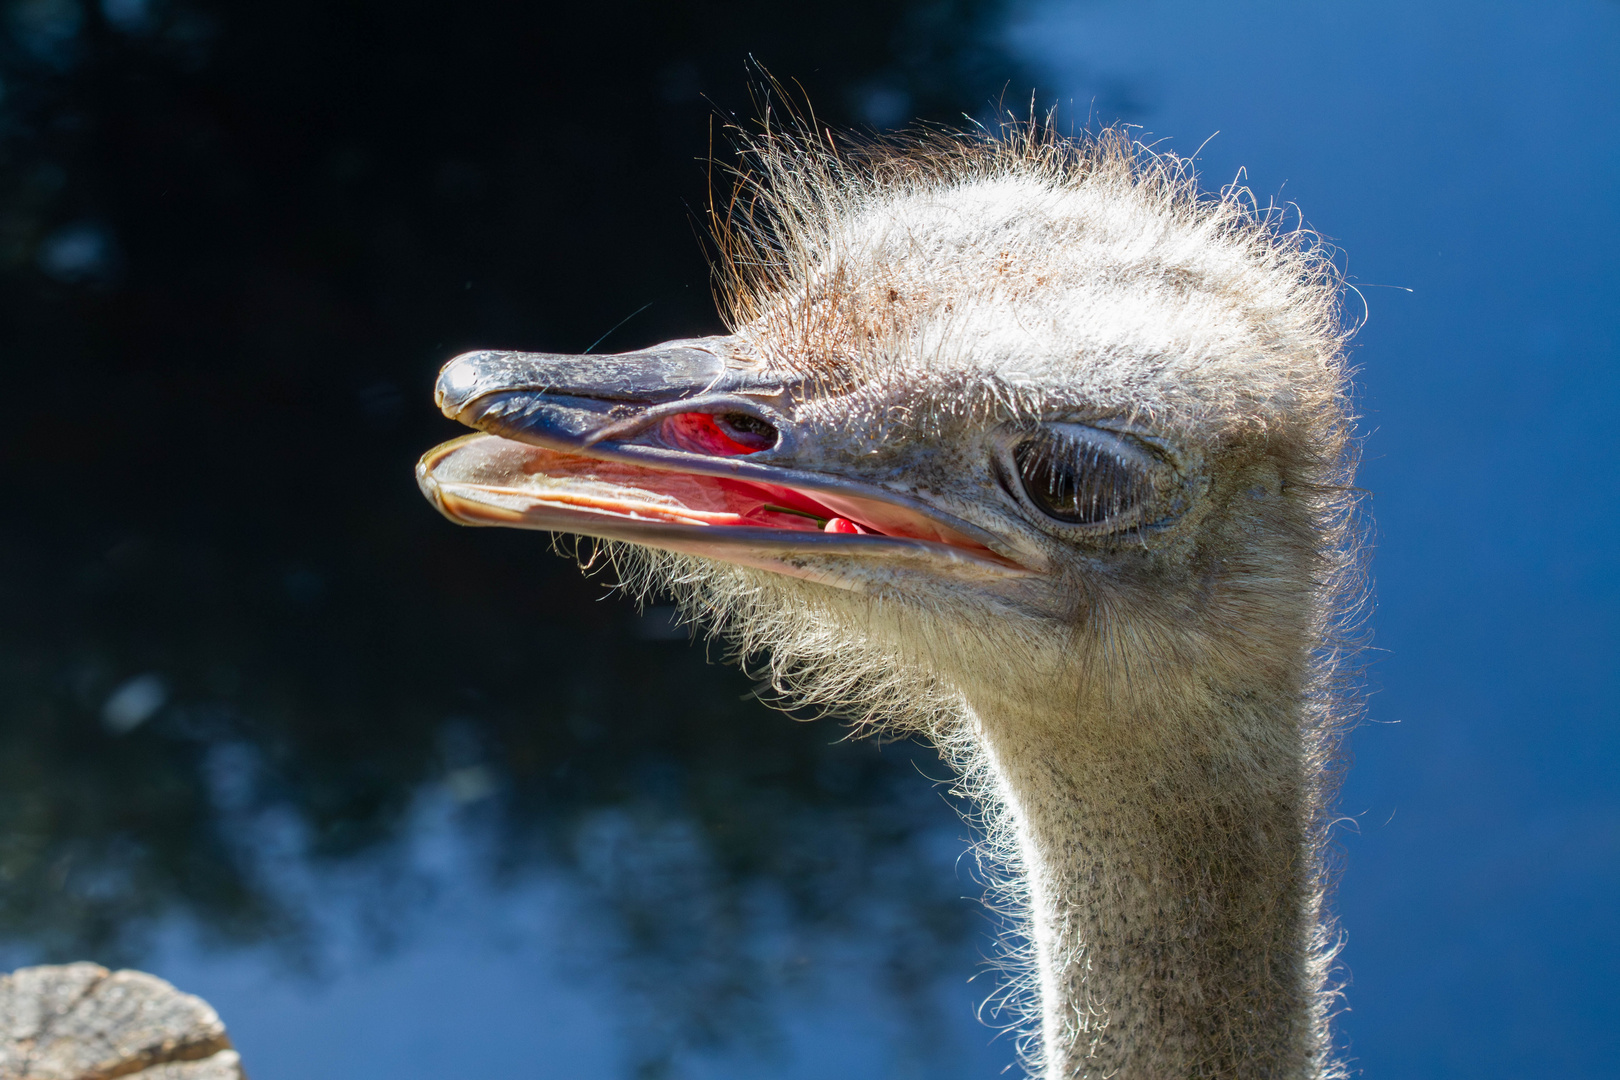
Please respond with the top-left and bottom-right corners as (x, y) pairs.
(1012, 425), (1151, 527)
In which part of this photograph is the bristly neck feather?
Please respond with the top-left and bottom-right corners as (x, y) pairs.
(603, 480), (1350, 1080)
(957, 611), (1334, 1080)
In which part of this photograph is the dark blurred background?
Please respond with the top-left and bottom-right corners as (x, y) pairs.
(0, 0), (1614, 1077)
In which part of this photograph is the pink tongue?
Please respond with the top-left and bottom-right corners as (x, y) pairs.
(823, 517), (865, 534)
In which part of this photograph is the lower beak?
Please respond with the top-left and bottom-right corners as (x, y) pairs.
(416, 338), (1036, 589)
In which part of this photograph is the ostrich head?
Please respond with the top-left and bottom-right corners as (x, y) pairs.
(418, 124), (1358, 1079)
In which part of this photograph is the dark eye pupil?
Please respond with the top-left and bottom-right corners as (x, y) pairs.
(1013, 433), (1144, 525)
(716, 412), (777, 450)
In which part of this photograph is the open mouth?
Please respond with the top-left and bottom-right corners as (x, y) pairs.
(421, 432), (858, 534)
(415, 343), (1037, 588)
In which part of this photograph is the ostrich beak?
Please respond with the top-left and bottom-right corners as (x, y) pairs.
(416, 338), (1036, 590)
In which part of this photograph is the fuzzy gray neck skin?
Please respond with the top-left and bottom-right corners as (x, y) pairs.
(964, 676), (1319, 1080)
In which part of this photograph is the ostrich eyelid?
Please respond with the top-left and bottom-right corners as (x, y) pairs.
(998, 422), (1160, 533)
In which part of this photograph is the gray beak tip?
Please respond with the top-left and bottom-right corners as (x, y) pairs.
(435, 351), (496, 416)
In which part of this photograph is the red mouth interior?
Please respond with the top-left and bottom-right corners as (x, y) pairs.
(654, 412), (868, 534)
(662, 410), (776, 456)
(423, 412), (999, 554)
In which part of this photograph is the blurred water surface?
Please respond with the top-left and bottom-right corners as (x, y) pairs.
(1, 1), (1616, 1077)
(0, 1), (1029, 1075)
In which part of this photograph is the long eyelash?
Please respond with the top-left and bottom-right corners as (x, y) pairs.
(1015, 430), (1148, 526)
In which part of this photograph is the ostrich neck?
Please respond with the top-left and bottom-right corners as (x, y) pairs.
(964, 669), (1322, 1080)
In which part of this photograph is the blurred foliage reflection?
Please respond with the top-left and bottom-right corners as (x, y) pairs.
(0, 0), (1032, 1070)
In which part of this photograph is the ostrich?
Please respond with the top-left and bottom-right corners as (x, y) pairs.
(416, 121), (1360, 1080)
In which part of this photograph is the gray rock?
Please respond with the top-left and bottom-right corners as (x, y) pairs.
(0, 964), (243, 1080)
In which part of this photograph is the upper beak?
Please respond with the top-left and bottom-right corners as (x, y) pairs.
(416, 337), (1038, 589)
(434, 337), (785, 441)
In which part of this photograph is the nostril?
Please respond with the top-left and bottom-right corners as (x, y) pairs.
(662, 411), (777, 456)
(714, 412), (778, 451)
